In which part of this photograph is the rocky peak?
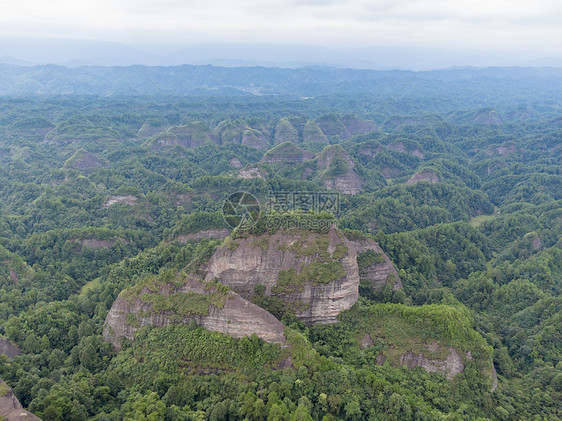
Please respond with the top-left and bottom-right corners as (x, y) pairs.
(63, 149), (105, 171)
(348, 235), (403, 292)
(406, 170), (440, 185)
(315, 145), (363, 195)
(205, 227), (359, 324)
(261, 142), (314, 164)
(0, 379), (41, 420)
(104, 274), (287, 351)
(0, 338), (21, 358)
(147, 123), (212, 150)
(213, 119), (269, 149)
(104, 226), (404, 350)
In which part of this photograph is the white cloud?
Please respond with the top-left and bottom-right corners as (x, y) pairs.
(0, 0), (560, 57)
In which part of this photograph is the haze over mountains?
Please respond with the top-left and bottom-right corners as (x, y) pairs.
(2, 62), (562, 105)
(2, 38), (562, 70)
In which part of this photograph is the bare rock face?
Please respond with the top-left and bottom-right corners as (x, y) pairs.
(0, 379), (42, 420)
(371, 341), (469, 380)
(406, 171), (439, 185)
(205, 227), (360, 324)
(102, 195), (138, 208)
(386, 141), (424, 159)
(485, 143), (518, 156)
(237, 167), (267, 179)
(315, 145), (362, 195)
(315, 115), (377, 140)
(302, 120), (329, 143)
(472, 109), (502, 125)
(0, 338), (21, 359)
(175, 229), (231, 243)
(213, 120), (269, 149)
(349, 236), (402, 291)
(490, 365), (498, 392)
(261, 142), (314, 164)
(104, 276), (287, 351)
(274, 117), (299, 144)
(63, 149), (105, 171)
(398, 347), (465, 380)
(148, 124), (212, 150)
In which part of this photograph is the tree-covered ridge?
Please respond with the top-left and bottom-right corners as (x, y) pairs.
(0, 81), (560, 420)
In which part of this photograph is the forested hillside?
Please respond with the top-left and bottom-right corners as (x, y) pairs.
(0, 64), (560, 420)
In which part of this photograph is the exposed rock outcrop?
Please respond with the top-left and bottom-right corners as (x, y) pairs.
(237, 166), (267, 179)
(315, 145), (362, 195)
(472, 109), (502, 125)
(104, 227), (405, 350)
(0, 338), (21, 358)
(490, 365), (498, 392)
(406, 170), (439, 185)
(371, 341), (471, 380)
(213, 119), (269, 149)
(302, 120), (329, 143)
(484, 143), (518, 156)
(274, 117), (299, 144)
(386, 141), (424, 159)
(148, 124), (211, 150)
(229, 158), (243, 168)
(397, 347), (465, 380)
(316, 115), (377, 139)
(349, 236), (402, 291)
(104, 276), (287, 351)
(261, 142), (314, 164)
(0, 379), (41, 420)
(205, 227), (359, 324)
(102, 195), (138, 208)
(63, 149), (105, 171)
(175, 229), (231, 243)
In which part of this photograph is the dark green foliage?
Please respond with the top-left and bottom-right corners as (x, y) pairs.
(0, 84), (560, 421)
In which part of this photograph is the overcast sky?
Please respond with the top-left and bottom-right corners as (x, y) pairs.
(1, 0), (561, 60)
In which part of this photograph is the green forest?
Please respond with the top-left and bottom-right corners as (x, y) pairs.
(0, 65), (560, 420)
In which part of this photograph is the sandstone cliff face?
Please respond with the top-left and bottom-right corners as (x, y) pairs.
(406, 171), (439, 185)
(205, 227), (359, 324)
(316, 115), (377, 139)
(0, 338), (21, 358)
(149, 124), (211, 150)
(237, 166), (267, 179)
(104, 227), (409, 351)
(63, 149), (105, 171)
(0, 379), (41, 420)
(373, 342), (468, 380)
(349, 237), (402, 291)
(398, 348), (465, 380)
(175, 229), (230, 243)
(104, 276), (287, 351)
(386, 141), (425, 159)
(261, 142), (314, 164)
(315, 145), (362, 195)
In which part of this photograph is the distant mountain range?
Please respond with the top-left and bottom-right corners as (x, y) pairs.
(1, 62), (562, 104)
(2, 38), (562, 70)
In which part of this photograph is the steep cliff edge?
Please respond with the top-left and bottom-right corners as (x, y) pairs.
(346, 304), (495, 384)
(103, 273), (287, 351)
(104, 227), (406, 349)
(0, 379), (41, 420)
(205, 227), (360, 324)
(347, 234), (403, 292)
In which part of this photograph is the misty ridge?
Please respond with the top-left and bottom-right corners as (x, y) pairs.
(1, 62), (562, 107)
